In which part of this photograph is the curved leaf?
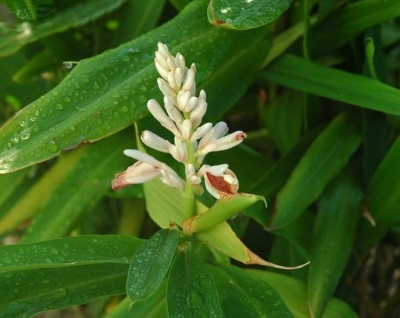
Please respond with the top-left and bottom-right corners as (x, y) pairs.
(0, 235), (144, 317)
(127, 228), (179, 303)
(207, 0), (293, 30)
(0, 0), (269, 174)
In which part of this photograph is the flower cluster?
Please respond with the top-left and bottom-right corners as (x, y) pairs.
(112, 43), (246, 200)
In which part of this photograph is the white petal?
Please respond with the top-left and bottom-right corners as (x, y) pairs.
(174, 68), (184, 88)
(190, 99), (207, 127)
(123, 149), (161, 167)
(176, 53), (186, 69)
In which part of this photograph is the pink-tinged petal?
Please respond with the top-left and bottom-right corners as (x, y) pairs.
(111, 161), (160, 191)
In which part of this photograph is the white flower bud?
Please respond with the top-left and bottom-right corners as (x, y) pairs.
(123, 149), (161, 167)
(112, 161), (160, 190)
(174, 68), (184, 88)
(185, 96), (198, 113)
(182, 64), (196, 94)
(164, 96), (183, 124)
(155, 51), (169, 71)
(141, 130), (172, 153)
(177, 90), (191, 112)
(190, 99), (207, 128)
(157, 42), (170, 57)
(155, 58), (169, 80)
(214, 121), (228, 138)
(167, 56), (177, 71)
(167, 71), (177, 90)
(147, 99), (181, 137)
(191, 123), (213, 141)
(176, 53), (186, 70)
(180, 119), (192, 141)
(157, 78), (176, 98)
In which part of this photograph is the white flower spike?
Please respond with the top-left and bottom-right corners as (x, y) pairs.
(112, 42), (246, 201)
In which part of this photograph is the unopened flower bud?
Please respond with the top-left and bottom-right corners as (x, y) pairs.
(141, 130), (172, 153)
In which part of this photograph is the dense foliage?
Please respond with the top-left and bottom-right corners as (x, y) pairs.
(1, 0), (400, 317)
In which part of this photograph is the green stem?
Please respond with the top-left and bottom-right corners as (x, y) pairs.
(183, 112), (196, 218)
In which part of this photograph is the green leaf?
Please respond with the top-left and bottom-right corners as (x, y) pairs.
(246, 269), (358, 318)
(196, 221), (250, 264)
(207, 0), (293, 30)
(309, 0), (400, 56)
(261, 54), (400, 115)
(110, 0), (167, 46)
(308, 171), (363, 317)
(271, 112), (361, 229)
(127, 228), (179, 303)
(20, 131), (133, 242)
(144, 178), (186, 228)
(0, 168), (28, 209)
(358, 136), (400, 249)
(209, 265), (293, 317)
(105, 290), (167, 318)
(167, 252), (223, 318)
(183, 193), (266, 234)
(0, 148), (84, 235)
(0, 235), (144, 317)
(0, 0), (269, 174)
(0, 0), (126, 56)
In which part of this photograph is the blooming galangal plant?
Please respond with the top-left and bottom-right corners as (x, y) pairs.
(112, 43), (308, 269)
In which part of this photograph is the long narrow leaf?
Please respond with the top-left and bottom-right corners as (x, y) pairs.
(271, 112), (361, 228)
(261, 54), (400, 115)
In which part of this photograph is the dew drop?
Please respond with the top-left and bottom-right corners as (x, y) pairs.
(55, 103), (64, 110)
(120, 106), (129, 113)
(122, 55), (130, 62)
(20, 129), (31, 140)
(140, 85), (147, 92)
(64, 97), (71, 103)
(47, 141), (59, 153)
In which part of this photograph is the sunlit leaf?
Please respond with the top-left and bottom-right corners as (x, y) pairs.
(207, 0), (293, 30)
